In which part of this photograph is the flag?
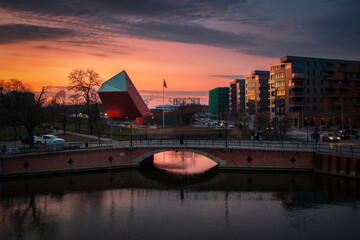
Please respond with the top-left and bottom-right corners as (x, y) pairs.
(163, 79), (167, 88)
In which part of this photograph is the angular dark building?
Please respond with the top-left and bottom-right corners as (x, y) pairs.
(98, 70), (152, 121)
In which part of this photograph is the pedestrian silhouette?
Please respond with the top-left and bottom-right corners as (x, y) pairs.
(180, 134), (184, 145)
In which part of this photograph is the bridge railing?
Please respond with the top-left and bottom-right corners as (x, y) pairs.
(3, 138), (359, 158)
(64, 139), (360, 158)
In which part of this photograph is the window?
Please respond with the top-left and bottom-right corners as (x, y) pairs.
(314, 89), (317, 94)
(313, 71), (315, 77)
(313, 80), (315, 85)
(340, 89), (349, 95)
(292, 61), (303, 73)
(324, 62), (334, 69)
(340, 64), (349, 70)
(314, 98), (316, 103)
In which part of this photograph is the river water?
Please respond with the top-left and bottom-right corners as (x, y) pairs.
(0, 151), (360, 240)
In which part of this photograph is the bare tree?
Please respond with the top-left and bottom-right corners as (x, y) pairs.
(68, 69), (102, 135)
(6, 79), (31, 92)
(0, 79), (36, 143)
(69, 93), (82, 132)
(0, 82), (47, 147)
(50, 90), (68, 134)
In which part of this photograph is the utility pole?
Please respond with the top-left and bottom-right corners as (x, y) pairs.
(225, 122), (228, 147)
(341, 102), (344, 132)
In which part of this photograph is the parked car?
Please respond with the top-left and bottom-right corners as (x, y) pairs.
(337, 130), (351, 140)
(321, 132), (340, 142)
(35, 135), (65, 145)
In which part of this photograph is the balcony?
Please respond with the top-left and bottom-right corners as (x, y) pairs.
(290, 91), (304, 98)
(292, 73), (308, 79)
(289, 100), (304, 106)
(292, 83), (305, 88)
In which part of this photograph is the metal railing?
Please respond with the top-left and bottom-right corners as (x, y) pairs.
(65, 139), (360, 158)
(2, 138), (359, 158)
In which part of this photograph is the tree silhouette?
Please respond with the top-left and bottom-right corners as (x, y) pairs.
(68, 69), (102, 135)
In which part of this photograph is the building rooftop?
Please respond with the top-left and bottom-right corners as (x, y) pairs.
(281, 56), (360, 64)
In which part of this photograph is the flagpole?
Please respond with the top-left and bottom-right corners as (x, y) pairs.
(163, 79), (165, 127)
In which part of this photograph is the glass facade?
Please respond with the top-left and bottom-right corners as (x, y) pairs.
(292, 61), (303, 73)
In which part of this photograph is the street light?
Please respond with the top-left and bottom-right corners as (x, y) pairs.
(334, 102), (344, 131)
(225, 122), (228, 147)
(305, 117), (309, 142)
(341, 102), (344, 132)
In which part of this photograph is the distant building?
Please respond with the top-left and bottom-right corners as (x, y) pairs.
(138, 106), (202, 126)
(209, 87), (230, 119)
(229, 79), (245, 119)
(245, 71), (270, 117)
(155, 105), (179, 113)
(172, 97), (200, 105)
(270, 56), (360, 127)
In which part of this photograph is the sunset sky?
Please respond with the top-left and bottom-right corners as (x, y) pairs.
(0, 0), (359, 107)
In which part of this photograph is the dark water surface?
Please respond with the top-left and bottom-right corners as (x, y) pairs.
(1, 152), (360, 240)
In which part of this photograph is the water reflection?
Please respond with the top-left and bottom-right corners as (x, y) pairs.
(153, 150), (218, 175)
(0, 171), (360, 240)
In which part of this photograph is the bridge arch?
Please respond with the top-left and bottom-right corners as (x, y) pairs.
(132, 148), (226, 166)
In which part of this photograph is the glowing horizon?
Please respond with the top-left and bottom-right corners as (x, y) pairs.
(0, 0), (359, 107)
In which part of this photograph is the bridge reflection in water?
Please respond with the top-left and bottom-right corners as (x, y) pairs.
(1, 157), (360, 239)
(153, 150), (218, 175)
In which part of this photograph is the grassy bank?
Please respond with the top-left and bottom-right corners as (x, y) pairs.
(57, 134), (98, 142)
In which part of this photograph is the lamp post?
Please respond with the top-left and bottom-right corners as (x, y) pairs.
(130, 122), (133, 146)
(119, 126), (122, 142)
(305, 117), (309, 142)
(341, 102), (344, 132)
(225, 122), (228, 147)
(334, 102), (344, 131)
(301, 106), (304, 129)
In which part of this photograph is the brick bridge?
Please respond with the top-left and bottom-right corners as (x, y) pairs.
(1, 140), (360, 179)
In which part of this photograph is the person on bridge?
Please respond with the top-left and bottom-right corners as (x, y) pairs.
(180, 134), (184, 145)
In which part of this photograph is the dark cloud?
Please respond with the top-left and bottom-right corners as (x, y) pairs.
(302, 0), (360, 59)
(0, 24), (75, 44)
(0, 0), (359, 59)
(122, 21), (255, 49)
(0, 0), (247, 20)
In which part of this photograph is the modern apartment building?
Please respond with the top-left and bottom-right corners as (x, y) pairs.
(269, 62), (286, 120)
(229, 79), (245, 119)
(269, 56), (360, 127)
(245, 70), (270, 117)
(209, 87), (230, 119)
